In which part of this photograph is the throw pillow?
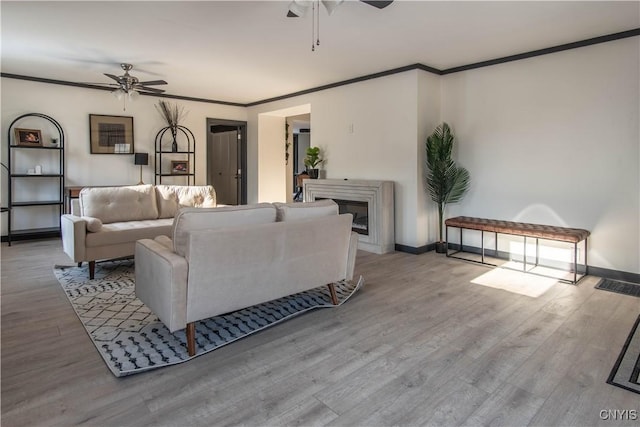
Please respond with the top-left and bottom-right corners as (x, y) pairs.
(82, 216), (103, 232)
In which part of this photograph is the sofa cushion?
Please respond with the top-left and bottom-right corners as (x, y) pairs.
(156, 185), (217, 219)
(273, 199), (338, 222)
(85, 218), (174, 248)
(172, 203), (276, 259)
(80, 185), (159, 224)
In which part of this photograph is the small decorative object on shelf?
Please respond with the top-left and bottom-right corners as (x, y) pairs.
(155, 100), (186, 153)
(171, 160), (189, 174)
(14, 128), (43, 147)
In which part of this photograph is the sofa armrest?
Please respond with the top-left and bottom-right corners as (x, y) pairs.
(346, 231), (358, 281)
(154, 235), (173, 250)
(135, 239), (189, 332)
(61, 214), (87, 263)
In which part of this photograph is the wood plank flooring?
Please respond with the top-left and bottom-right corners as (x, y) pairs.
(1, 239), (639, 426)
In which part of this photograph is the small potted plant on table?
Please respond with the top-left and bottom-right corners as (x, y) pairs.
(304, 146), (324, 179)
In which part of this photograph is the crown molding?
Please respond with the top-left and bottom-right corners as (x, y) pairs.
(440, 28), (640, 75)
(2, 28), (638, 108)
(0, 72), (245, 107)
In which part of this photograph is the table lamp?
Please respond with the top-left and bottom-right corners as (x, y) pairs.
(134, 153), (149, 184)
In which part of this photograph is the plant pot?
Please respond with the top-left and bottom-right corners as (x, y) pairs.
(435, 241), (448, 254)
(308, 169), (319, 179)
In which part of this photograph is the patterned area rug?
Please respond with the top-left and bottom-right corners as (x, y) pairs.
(596, 278), (640, 298)
(53, 260), (363, 377)
(607, 315), (640, 394)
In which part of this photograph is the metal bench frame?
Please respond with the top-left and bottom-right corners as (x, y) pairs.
(445, 225), (588, 285)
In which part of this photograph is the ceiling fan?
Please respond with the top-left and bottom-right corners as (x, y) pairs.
(286, 1), (394, 51)
(91, 63), (167, 110)
(286, 0), (394, 17)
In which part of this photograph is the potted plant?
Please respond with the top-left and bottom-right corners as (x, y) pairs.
(426, 122), (470, 253)
(304, 146), (324, 179)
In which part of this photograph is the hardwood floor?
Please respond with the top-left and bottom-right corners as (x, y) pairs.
(2, 239), (639, 426)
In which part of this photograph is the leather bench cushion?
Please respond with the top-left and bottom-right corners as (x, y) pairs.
(85, 219), (174, 247)
(273, 199), (338, 222)
(80, 185), (159, 224)
(445, 216), (590, 243)
(155, 185), (217, 219)
(172, 203), (276, 259)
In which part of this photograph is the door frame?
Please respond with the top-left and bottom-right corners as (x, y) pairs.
(206, 118), (247, 205)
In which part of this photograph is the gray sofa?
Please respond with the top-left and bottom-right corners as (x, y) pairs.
(61, 184), (217, 279)
(134, 199), (358, 356)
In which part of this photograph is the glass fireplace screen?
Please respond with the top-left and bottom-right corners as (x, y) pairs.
(317, 198), (369, 235)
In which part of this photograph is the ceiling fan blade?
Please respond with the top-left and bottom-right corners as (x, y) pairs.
(82, 82), (119, 87)
(104, 73), (122, 82)
(137, 80), (167, 86)
(360, 0), (393, 9)
(136, 86), (165, 93)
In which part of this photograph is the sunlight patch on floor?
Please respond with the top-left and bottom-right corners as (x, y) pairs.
(470, 263), (559, 298)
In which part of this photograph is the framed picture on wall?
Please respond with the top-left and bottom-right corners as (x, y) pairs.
(14, 128), (43, 147)
(89, 114), (134, 154)
(171, 160), (189, 174)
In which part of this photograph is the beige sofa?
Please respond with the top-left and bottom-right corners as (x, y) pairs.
(61, 184), (217, 279)
(134, 199), (358, 356)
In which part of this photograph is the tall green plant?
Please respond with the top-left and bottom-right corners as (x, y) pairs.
(426, 123), (470, 243)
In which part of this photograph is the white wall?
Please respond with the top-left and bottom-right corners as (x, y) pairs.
(417, 71), (442, 245)
(247, 71), (439, 248)
(441, 37), (640, 275)
(1, 78), (246, 233)
(257, 114), (286, 202)
(3, 37), (638, 275)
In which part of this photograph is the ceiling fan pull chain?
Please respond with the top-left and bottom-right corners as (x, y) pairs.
(316, 0), (320, 47)
(311, 1), (315, 51)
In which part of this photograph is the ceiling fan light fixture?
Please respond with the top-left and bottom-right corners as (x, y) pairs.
(287, 0), (310, 17)
(127, 89), (139, 101)
(112, 88), (125, 100)
(321, 0), (344, 15)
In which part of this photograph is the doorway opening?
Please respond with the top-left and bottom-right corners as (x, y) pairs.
(206, 118), (247, 205)
(256, 104), (310, 203)
(288, 114), (310, 201)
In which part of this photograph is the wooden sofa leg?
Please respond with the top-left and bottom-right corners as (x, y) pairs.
(186, 322), (196, 357)
(88, 261), (95, 279)
(328, 283), (339, 305)
(77, 262), (82, 267)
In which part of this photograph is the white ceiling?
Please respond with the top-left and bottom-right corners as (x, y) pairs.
(2, 1), (638, 105)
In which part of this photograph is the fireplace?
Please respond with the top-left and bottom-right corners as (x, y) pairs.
(318, 198), (369, 235)
(304, 179), (394, 254)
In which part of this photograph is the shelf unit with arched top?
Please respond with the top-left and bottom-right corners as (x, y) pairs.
(5, 112), (65, 245)
(154, 125), (195, 186)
